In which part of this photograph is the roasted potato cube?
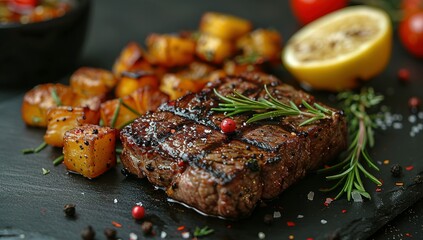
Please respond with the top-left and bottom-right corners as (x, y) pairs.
(131, 87), (169, 114)
(72, 93), (105, 111)
(21, 83), (74, 127)
(224, 60), (263, 75)
(113, 42), (144, 77)
(160, 74), (208, 100)
(70, 67), (117, 97)
(236, 29), (283, 62)
(63, 125), (117, 179)
(199, 12), (252, 40)
(146, 34), (196, 67)
(196, 34), (235, 64)
(115, 71), (160, 98)
(100, 96), (139, 129)
(44, 106), (100, 147)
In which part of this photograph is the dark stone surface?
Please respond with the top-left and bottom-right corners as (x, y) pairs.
(1, 0), (422, 239)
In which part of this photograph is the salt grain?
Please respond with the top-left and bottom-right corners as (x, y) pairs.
(258, 232), (266, 239)
(408, 115), (417, 123)
(160, 231), (167, 239)
(129, 232), (138, 240)
(321, 219), (327, 224)
(393, 122), (403, 129)
(114, 198), (118, 204)
(352, 191), (363, 202)
(307, 191), (314, 201)
(297, 214), (304, 219)
(273, 211), (281, 218)
(136, 202), (143, 206)
(182, 232), (190, 239)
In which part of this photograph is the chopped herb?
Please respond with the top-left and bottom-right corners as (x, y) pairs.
(53, 155), (64, 166)
(51, 87), (62, 106)
(42, 168), (50, 175)
(22, 141), (48, 154)
(99, 118), (104, 127)
(111, 99), (122, 128)
(32, 116), (42, 124)
(115, 148), (123, 154)
(193, 226), (214, 237)
(235, 52), (263, 65)
(121, 101), (141, 116)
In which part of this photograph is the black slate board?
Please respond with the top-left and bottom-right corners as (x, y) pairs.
(1, 1), (423, 239)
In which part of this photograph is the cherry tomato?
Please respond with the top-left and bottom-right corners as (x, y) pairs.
(11, 0), (38, 7)
(290, 0), (347, 25)
(131, 205), (145, 220)
(220, 118), (236, 133)
(399, 11), (423, 58)
(401, 0), (423, 18)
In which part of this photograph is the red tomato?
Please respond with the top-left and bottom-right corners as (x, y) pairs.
(401, 0), (423, 18)
(290, 0), (348, 25)
(11, 0), (37, 7)
(399, 11), (423, 58)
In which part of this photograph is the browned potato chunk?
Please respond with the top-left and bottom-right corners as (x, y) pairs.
(100, 96), (139, 129)
(236, 29), (283, 62)
(44, 106), (100, 147)
(70, 67), (117, 97)
(63, 125), (117, 179)
(21, 83), (74, 127)
(131, 87), (169, 114)
(224, 60), (263, 75)
(196, 34), (235, 64)
(160, 74), (208, 100)
(115, 71), (160, 98)
(72, 93), (105, 111)
(113, 42), (144, 77)
(199, 12), (252, 40)
(146, 34), (196, 67)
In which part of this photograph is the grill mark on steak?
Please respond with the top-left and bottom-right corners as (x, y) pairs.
(120, 73), (347, 219)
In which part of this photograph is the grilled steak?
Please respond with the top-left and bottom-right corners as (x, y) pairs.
(120, 73), (347, 219)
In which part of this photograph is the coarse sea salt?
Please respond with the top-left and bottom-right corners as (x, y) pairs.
(258, 232), (266, 239)
(129, 232), (138, 240)
(273, 211), (281, 219)
(321, 219), (328, 224)
(352, 191), (363, 202)
(307, 191), (314, 201)
(113, 198), (118, 204)
(297, 214), (304, 219)
(160, 231), (167, 239)
(182, 232), (190, 239)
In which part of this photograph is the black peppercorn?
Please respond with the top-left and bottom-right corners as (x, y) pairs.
(390, 164), (402, 177)
(141, 221), (153, 235)
(121, 168), (130, 177)
(104, 228), (117, 240)
(81, 225), (95, 240)
(263, 214), (273, 225)
(63, 204), (76, 217)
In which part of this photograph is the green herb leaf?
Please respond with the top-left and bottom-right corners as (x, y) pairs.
(42, 168), (50, 175)
(51, 87), (62, 106)
(212, 85), (334, 126)
(22, 141), (48, 154)
(53, 155), (64, 166)
(194, 226), (214, 237)
(320, 87), (383, 201)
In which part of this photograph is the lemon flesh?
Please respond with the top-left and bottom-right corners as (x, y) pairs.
(283, 6), (392, 92)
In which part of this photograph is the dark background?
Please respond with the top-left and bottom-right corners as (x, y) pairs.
(1, 0), (422, 239)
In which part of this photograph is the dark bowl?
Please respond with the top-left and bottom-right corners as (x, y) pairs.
(0, 0), (90, 88)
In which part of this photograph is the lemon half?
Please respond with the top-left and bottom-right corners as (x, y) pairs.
(283, 6), (392, 92)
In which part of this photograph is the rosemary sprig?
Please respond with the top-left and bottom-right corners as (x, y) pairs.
(193, 226), (214, 237)
(53, 155), (64, 166)
(319, 87), (384, 201)
(212, 85), (334, 126)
